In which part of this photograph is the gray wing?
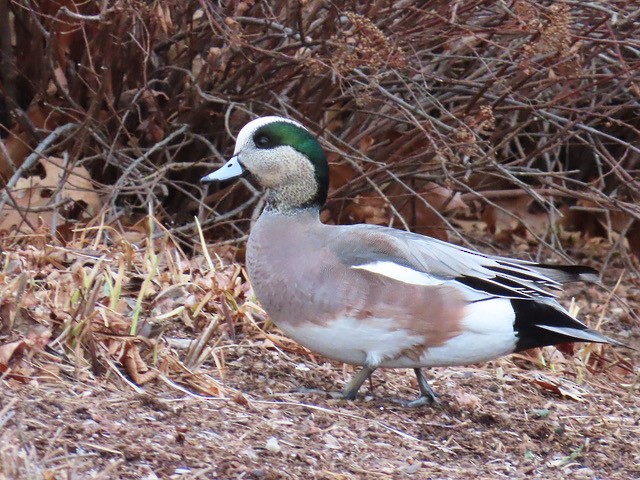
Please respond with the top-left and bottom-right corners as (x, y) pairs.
(330, 224), (599, 300)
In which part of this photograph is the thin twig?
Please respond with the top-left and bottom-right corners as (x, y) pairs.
(0, 123), (78, 213)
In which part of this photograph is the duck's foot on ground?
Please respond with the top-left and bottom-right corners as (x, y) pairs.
(385, 393), (441, 408)
(290, 367), (440, 406)
(341, 365), (377, 400)
(413, 368), (439, 404)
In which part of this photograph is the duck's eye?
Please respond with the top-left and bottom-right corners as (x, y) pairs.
(254, 134), (272, 148)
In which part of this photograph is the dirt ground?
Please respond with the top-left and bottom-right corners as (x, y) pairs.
(1, 259), (639, 480)
(2, 347), (639, 480)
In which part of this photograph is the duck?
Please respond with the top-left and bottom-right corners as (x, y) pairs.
(201, 115), (621, 406)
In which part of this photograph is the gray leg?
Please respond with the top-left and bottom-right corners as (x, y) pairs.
(342, 365), (377, 400)
(407, 368), (439, 407)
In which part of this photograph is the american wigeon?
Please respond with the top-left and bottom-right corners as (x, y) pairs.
(202, 116), (621, 405)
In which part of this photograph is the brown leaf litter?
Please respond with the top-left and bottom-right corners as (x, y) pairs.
(0, 222), (639, 479)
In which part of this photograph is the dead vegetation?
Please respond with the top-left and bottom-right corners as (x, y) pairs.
(0, 1), (639, 479)
(0, 1), (638, 253)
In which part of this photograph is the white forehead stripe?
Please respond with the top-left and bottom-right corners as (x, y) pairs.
(234, 116), (307, 154)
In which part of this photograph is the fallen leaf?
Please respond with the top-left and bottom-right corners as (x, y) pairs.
(123, 343), (159, 385)
(483, 196), (550, 240)
(0, 157), (102, 234)
(454, 390), (482, 409)
(0, 339), (28, 369)
(343, 194), (389, 225)
(529, 373), (585, 401)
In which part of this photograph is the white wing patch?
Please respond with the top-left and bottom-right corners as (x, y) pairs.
(352, 261), (446, 286)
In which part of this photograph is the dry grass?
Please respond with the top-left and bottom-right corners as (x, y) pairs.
(1, 2), (640, 478)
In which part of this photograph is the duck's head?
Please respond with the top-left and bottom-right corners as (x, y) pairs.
(201, 116), (329, 210)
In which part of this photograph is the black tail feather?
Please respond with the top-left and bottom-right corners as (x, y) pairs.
(512, 299), (612, 352)
(531, 264), (600, 284)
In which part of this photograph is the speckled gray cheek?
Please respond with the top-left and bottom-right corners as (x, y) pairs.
(243, 146), (317, 210)
(270, 152), (317, 209)
(237, 149), (285, 187)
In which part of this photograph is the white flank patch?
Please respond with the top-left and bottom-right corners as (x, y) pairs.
(352, 261), (445, 286)
(462, 298), (516, 335)
(384, 298), (518, 368)
(425, 298), (516, 365)
(279, 317), (424, 367)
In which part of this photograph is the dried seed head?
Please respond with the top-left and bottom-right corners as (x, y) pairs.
(538, 4), (571, 56)
(331, 12), (406, 77)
